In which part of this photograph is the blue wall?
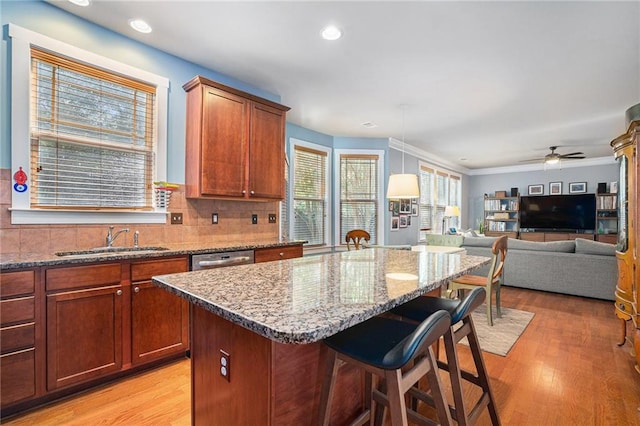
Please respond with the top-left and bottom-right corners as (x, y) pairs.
(1, 0), (280, 181)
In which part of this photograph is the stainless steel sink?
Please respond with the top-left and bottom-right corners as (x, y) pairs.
(55, 246), (170, 258)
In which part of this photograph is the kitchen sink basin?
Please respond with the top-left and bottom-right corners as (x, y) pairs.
(55, 246), (170, 258)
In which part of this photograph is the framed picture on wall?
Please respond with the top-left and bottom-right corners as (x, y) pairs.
(392, 202), (400, 217)
(528, 184), (543, 195)
(399, 199), (411, 214)
(399, 215), (408, 228)
(390, 217), (399, 231)
(549, 182), (562, 195)
(569, 182), (587, 193)
(411, 204), (419, 216)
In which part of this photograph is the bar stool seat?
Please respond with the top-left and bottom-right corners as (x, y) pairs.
(318, 311), (453, 426)
(390, 287), (500, 426)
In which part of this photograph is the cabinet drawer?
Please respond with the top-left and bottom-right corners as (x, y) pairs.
(1, 323), (35, 354)
(0, 270), (35, 298)
(254, 245), (303, 263)
(46, 263), (121, 292)
(1, 348), (36, 406)
(131, 257), (188, 282)
(0, 296), (34, 325)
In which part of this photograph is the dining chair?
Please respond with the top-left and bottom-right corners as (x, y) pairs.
(345, 229), (370, 250)
(448, 235), (507, 326)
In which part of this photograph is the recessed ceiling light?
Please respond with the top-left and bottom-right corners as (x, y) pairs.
(68, 0), (90, 6)
(361, 122), (378, 129)
(129, 19), (152, 34)
(321, 25), (342, 41)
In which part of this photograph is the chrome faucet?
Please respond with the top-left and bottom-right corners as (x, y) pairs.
(105, 226), (129, 247)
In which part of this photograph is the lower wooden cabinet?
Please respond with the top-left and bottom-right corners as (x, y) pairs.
(254, 245), (303, 263)
(131, 257), (189, 365)
(1, 257), (189, 416)
(46, 284), (123, 390)
(1, 269), (39, 408)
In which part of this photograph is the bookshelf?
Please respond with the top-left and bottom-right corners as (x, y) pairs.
(484, 195), (519, 238)
(596, 193), (618, 243)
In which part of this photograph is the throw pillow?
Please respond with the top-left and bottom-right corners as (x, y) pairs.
(575, 238), (616, 256)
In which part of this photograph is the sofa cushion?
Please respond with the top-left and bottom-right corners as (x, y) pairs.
(425, 235), (464, 247)
(508, 238), (575, 253)
(462, 236), (497, 248)
(575, 238), (616, 256)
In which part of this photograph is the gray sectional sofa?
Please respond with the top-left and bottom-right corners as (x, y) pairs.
(461, 236), (617, 301)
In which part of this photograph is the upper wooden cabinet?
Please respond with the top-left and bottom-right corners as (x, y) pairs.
(183, 76), (290, 200)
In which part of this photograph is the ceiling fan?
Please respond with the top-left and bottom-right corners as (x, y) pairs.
(521, 146), (586, 165)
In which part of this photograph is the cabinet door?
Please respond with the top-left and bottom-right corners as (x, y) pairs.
(46, 285), (123, 390)
(254, 245), (303, 263)
(131, 281), (189, 365)
(248, 102), (285, 199)
(201, 86), (249, 197)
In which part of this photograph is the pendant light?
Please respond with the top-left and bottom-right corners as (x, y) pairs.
(387, 105), (420, 199)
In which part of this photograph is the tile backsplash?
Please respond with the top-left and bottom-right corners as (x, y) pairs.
(0, 169), (280, 255)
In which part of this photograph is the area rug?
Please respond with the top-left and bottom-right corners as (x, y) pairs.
(457, 306), (534, 357)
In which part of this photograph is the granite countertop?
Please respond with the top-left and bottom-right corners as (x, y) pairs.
(0, 240), (305, 270)
(153, 248), (491, 344)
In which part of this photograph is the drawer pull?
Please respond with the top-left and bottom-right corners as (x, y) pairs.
(116, 290), (123, 296)
(619, 303), (626, 310)
(134, 287), (140, 293)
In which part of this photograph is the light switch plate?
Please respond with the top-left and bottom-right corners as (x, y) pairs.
(212, 213), (218, 224)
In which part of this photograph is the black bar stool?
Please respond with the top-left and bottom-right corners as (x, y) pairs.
(318, 310), (453, 426)
(390, 287), (500, 425)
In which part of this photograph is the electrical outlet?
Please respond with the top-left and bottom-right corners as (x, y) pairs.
(268, 214), (277, 223)
(220, 349), (230, 382)
(212, 213), (218, 224)
(170, 212), (183, 224)
(252, 214), (258, 224)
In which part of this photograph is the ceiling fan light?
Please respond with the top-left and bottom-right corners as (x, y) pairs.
(387, 174), (420, 199)
(545, 157), (560, 165)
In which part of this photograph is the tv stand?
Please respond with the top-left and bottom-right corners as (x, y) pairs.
(519, 232), (595, 242)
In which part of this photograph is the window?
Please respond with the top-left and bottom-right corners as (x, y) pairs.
(289, 140), (331, 246)
(9, 24), (168, 224)
(335, 150), (385, 246)
(30, 49), (154, 209)
(419, 163), (461, 238)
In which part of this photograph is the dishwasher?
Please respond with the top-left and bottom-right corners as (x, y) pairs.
(191, 250), (255, 270)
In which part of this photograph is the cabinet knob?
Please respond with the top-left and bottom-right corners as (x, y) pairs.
(242, 190), (246, 194)
(250, 190), (255, 195)
(279, 252), (284, 257)
(619, 303), (626, 311)
(116, 289), (123, 296)
(134, 287), (140, 293)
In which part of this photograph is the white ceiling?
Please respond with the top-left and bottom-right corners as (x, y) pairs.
(48, 0), (640, 170)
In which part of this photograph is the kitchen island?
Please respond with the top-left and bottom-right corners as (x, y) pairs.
(153, 248), (491, 425)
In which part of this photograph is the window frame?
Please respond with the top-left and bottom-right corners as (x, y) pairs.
(418, 162), (462, 238)
(333, 149), (385, 247)
(9, 24), (169, 224)
(288, 138), (332, 248)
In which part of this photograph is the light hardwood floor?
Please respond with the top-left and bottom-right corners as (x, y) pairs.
(3, 286), (640, 425)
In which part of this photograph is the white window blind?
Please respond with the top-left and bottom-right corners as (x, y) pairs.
(293, 146), (327, 245)
(419, 164), (461, 237)
(339, 154), (379, 245)
(30, 48), (155, 210)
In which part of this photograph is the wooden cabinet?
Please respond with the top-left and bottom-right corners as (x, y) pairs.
(130, 257), (189, 365)
(484, 195), (519, 238)
(183, 76), (290, 201)
(45, 263), (123, 390)
(43, 257), (189, 392)
(1, 269), (39, 408)
(611, 102), (639, 374)
(254, 245), (303, 263)
(519, 232), (594, 242)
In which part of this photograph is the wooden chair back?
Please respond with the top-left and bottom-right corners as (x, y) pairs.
(488, 235), (508, 283)
(345, 229), (370, 251)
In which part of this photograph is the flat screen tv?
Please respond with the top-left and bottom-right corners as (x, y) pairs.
(519, 194), (596, 232)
